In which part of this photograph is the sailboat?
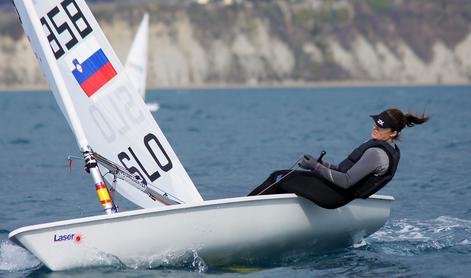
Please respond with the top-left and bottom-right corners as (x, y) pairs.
(124, 13), (159, 112)
(9, 0), (394, 271)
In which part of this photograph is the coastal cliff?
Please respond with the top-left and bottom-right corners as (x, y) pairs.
(1, 0), (471, 89)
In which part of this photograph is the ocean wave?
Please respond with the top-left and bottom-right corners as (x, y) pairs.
(459, 239), (471, 245)
(444, 139), (471, 149)
(8, 138), (31, 145)
(369, 216), (471, 255)
(0, 240), (41, 272)
(33, 123), (45, 130)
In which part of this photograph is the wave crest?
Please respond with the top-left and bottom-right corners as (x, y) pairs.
(369, 216), (471, 255)
(0, 240), (41, 272)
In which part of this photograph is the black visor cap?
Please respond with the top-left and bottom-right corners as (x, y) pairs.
(370, 111), (401, 131)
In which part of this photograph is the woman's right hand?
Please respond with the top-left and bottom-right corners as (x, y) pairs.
(299, 155), (317, 170)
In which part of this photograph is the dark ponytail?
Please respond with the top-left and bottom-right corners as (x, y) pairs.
(404, 112), (430, 127)
(385, 108), (429, 139)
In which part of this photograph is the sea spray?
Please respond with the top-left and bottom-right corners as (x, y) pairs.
(115, 248), (208, 272)
(370, 216), (471, 255)
(0, 240), (41, 272)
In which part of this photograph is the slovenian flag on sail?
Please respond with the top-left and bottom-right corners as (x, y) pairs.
(71, 48), (117, 97)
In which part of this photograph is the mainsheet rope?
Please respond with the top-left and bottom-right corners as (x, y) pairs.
(256, 157), (303, 195)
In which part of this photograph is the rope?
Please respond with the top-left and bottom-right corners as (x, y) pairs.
(256, 157), (303, 195)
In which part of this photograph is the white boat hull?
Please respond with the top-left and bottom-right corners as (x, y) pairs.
(9, 194), (393, 271)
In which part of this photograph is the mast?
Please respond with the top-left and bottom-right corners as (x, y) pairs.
(15, 0), (116, 214)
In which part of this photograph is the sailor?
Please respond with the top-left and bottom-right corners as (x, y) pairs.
(248, 108), (430, 209)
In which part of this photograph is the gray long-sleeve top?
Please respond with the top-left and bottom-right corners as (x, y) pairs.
(313, 147), (390, 190)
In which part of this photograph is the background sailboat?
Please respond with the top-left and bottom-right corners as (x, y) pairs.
(125, 13), (159, 112)
(9, 0), (393, 271)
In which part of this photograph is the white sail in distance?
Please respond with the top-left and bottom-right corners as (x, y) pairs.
(125, 13), (159, 112)
(12, 0), (203, 208)
(125, 13), (148, 100)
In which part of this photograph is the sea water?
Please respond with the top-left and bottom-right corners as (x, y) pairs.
(0, 86), (470, 277)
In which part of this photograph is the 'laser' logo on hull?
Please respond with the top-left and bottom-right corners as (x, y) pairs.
(53, 233), (82, 243)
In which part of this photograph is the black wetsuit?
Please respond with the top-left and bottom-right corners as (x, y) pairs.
(248, 139), (400, 209)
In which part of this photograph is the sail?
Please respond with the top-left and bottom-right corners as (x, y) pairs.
(12, 0), (203, 208)
(125, 13), (148, 100)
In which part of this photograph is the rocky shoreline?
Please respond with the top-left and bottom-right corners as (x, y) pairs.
(1, 0), (470, 89)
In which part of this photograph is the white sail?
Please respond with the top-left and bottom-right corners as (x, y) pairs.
(125, 13), (148, 100)
(12, 0), (203, 208)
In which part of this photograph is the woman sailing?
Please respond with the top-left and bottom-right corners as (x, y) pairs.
(248, 108), (430, 209)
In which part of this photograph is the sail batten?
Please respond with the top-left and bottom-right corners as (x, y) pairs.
(13, 0), (203, 208)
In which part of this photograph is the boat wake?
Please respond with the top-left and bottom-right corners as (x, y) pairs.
(369, 216), (471, 255)
(0, 240), (41, 272)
